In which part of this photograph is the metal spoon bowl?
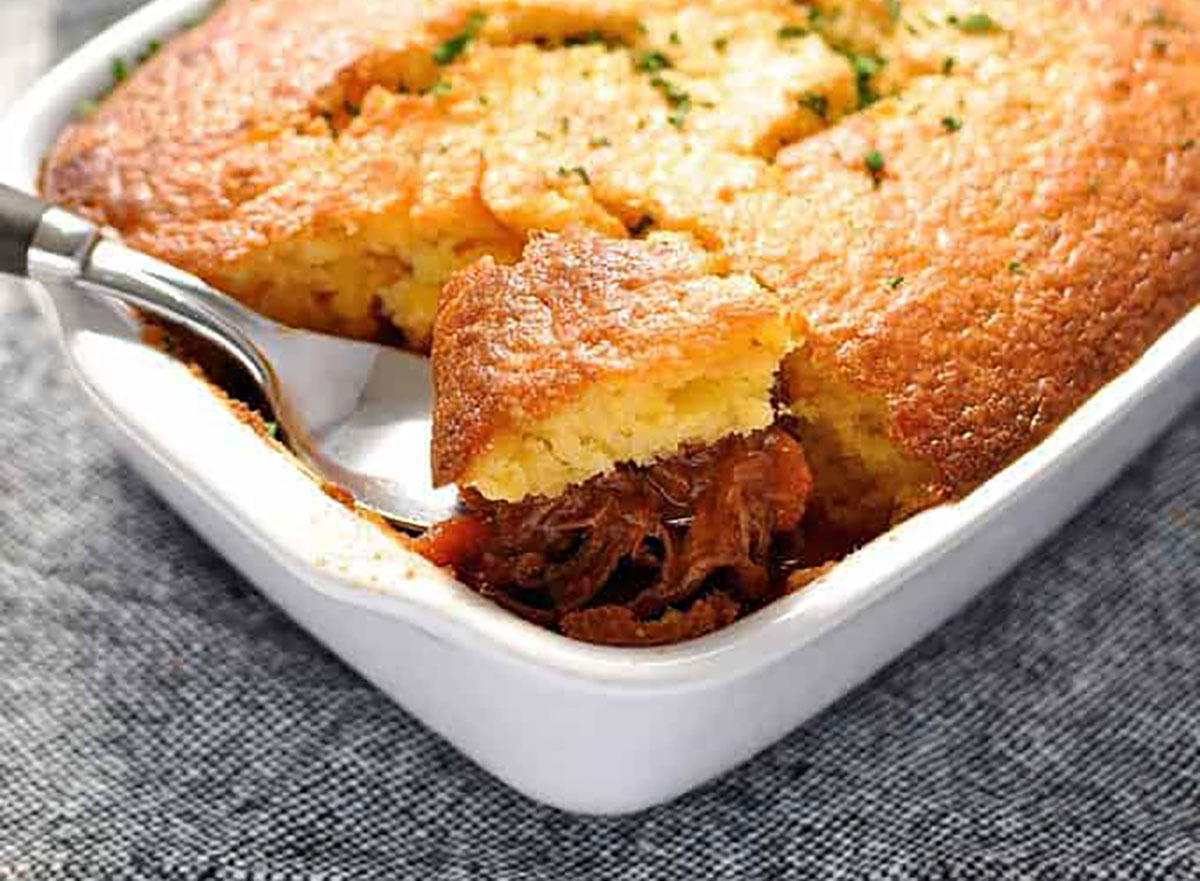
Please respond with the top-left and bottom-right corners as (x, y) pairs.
(1, 183), (458, 531)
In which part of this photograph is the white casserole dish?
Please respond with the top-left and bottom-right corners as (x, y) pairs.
(4, 0), (1197, 816)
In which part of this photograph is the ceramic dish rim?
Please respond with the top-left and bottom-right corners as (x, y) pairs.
(3, 0), (1198, 690)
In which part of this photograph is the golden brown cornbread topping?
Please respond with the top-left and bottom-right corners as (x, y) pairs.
(43, 0), (1200, 643)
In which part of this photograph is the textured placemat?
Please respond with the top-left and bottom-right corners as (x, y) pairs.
(1, 2), (1198, 878)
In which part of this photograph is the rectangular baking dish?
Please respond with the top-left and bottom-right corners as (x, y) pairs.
(4, 0), (1197, 815)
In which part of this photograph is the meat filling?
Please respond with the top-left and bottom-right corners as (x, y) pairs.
(418, 424), (814, 646)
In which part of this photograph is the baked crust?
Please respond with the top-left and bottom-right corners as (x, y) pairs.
(741, 6), (1200, 491)
(43, 0), (1200, 499)
(431, 0), (1200, 498)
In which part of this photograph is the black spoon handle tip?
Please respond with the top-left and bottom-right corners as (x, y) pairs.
(0, 184), (51, 278)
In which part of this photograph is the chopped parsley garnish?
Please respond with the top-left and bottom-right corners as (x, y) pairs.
(634, 50), (672, 73)
(799, 91), (830, 120)
(941, 115), (963, 132)
(887, 276), (905, 289)
(1008, 260), (1026, 274)
(263, 421), (279, 439)
(564, 30), (622, 48)
(886, 0), (903, 24)
(112, 57), (130, 84)
(137, 40), (162, 64)
(649, 74), (693, 128)
(669, 30), (681, 45)
(865, 149), (886, 182)
(805, 4), (841, 31)
(433, 10), (486, 65)
(655, 77), (688, 102)
(948, 12), (1001, 34)
(564, 29), (603, 45)
(558, 166), (591, 185)
(849, 52), (885, 110)
(425, 78), (452, 95)
(778, 25), (808, 40)
(942, 56), (957, 75)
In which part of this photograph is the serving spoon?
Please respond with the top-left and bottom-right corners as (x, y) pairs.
(0, 183), (459, 530)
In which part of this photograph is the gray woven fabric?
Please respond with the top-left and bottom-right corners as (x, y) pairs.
(1, 3), (1198, 877)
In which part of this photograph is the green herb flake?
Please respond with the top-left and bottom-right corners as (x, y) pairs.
(887, 276), (905, 289)
(948, 12), (1001, 34)
(263, 421), (279, 439)
(885, 0), (903, 24)
(564, 30), (610, 47)
(777, 25), (808, 40)
(1008, 260), (1026, 274)
(426, 78), (452, 95)
(669, 30), (681, 45)
(137, 40), (162, 64)
(75, 99), (98, 117)
(432, 10), (486, 66)
(557, 165), (591, 185)
(849, 52), (885, 110)
(112, 57), (130, 84)
(942, 56), (957, 75)
(647, 70), (693, 128)
(865, 149), (886, 180)
(650, 74), (690, 106)
(941, 115), (963, 133)
(799, 91), (830, 121)
(1181, 138), (1197, 151)
(634, 50), (672, 73)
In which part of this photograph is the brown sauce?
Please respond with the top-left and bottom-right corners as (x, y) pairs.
(417, 424), (814, 645)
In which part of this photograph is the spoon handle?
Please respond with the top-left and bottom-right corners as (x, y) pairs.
(0, 183), (54, 277)
(0, 182), (275, 391)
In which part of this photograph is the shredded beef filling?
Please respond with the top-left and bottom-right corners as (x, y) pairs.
(418, 424), (814, 646)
